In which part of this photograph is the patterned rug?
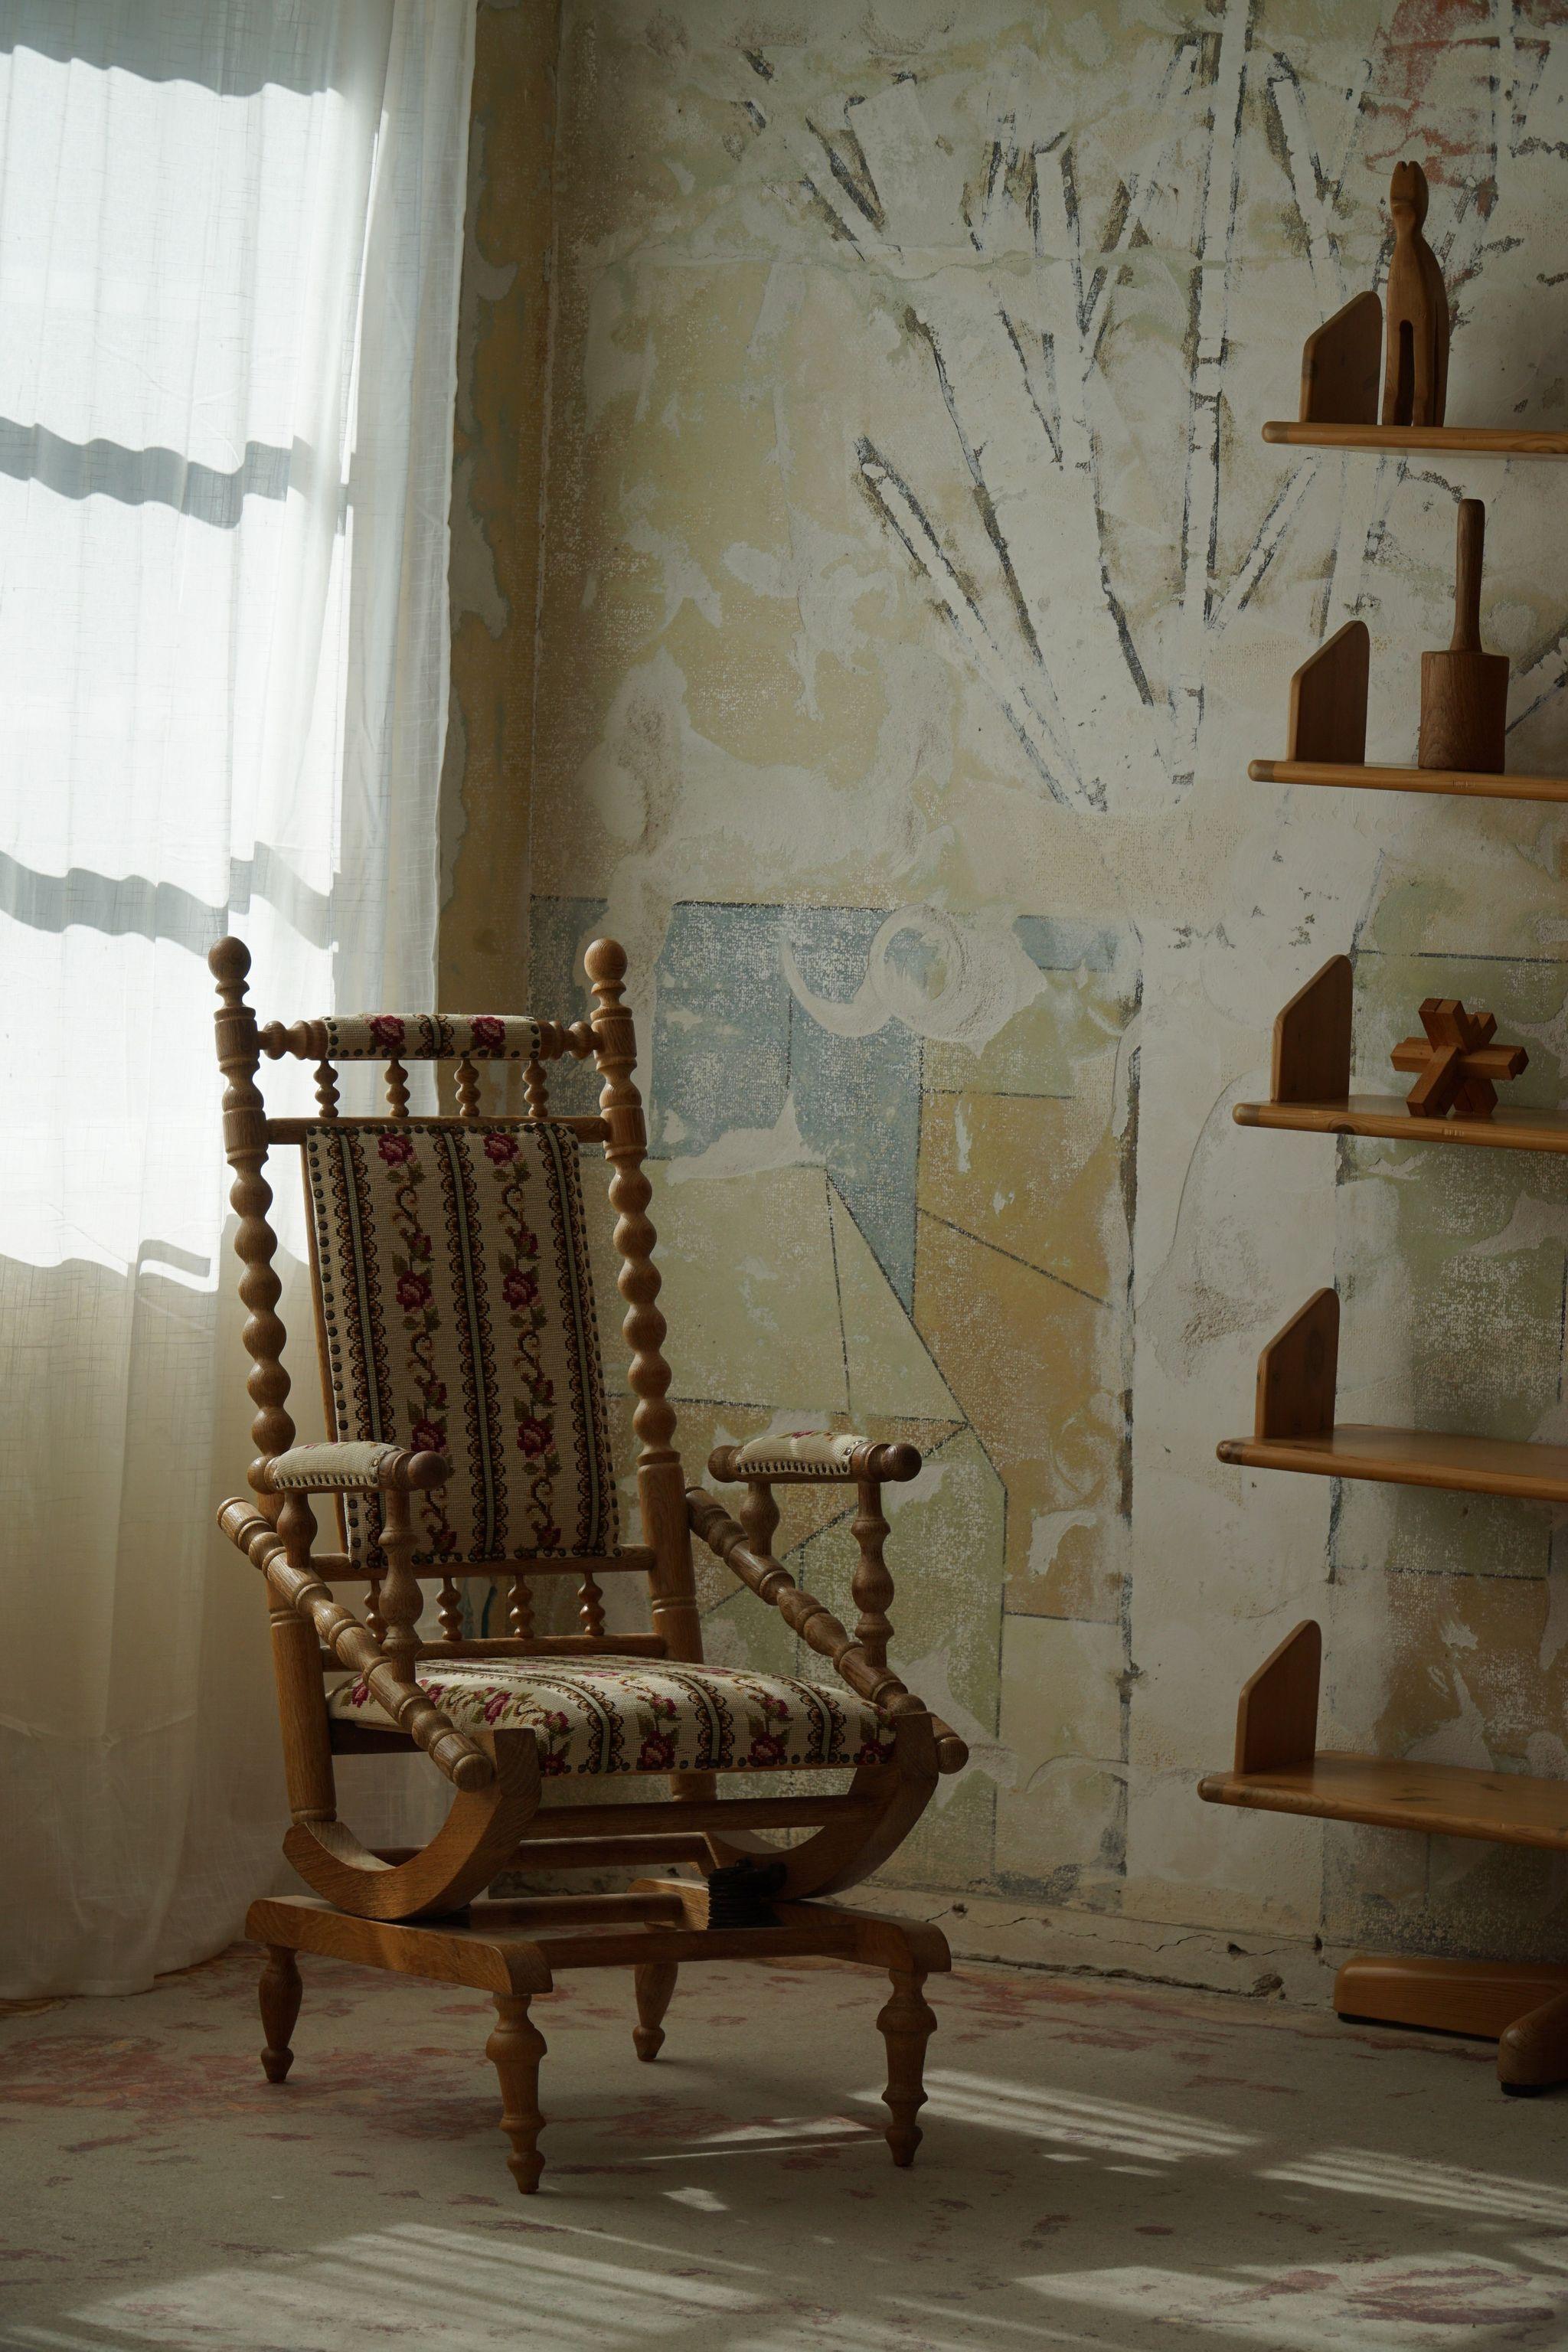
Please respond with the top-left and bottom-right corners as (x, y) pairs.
(5, 1940), (1568, 2348)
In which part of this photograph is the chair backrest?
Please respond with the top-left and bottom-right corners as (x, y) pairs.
(210, 936), (704, 1664)
(303, 1116), (617, 1567)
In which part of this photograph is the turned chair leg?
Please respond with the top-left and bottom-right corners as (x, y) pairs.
(488, 1993), (547, 2194)
(877, 1965), (936, 2167)
(258, 1944), (302, 2085)
(633, 1959), (678, 2062)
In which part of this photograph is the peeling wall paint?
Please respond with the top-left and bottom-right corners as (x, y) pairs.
(446, 0), (1568, 1962)
(439, 0), (560, 1027)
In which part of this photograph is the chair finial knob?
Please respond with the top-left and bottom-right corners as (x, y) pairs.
(209, 933), (252, 986)
(584, 936), (626, 988)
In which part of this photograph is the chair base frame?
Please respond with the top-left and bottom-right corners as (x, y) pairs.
(248, 1889), (950, 2190)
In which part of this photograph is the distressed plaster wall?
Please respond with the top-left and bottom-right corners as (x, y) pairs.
(448, 0), (1568, 1973)
(439, 0), (560, 1018)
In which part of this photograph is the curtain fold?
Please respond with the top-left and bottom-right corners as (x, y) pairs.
(0, 0), (476, 1997)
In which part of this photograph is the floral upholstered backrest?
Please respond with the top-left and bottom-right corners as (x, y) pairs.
(302, 1120), (618, 1570)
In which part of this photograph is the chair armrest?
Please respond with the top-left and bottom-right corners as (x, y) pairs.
(256, 1441), (450, 1494)
(708, 1432), (921, 1485)
(217, 1498), (492, 1793)
(686, 1486), (968, 1775)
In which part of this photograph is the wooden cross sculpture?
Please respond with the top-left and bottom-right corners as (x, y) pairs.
(1393, 997), (1527, 1119)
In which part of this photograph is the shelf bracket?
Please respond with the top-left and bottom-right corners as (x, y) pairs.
(1271, 956), (1352, 1103)
(1254, 1287), (1339, 1442)
(1233, 1620), (1321, 1775)
(1299, 290), (1381, 426)
(1286, 622), (1369, 765)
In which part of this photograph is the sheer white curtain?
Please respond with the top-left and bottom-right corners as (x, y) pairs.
(0, 2), (475, 1995)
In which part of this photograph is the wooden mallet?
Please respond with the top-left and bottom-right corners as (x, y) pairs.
(1419, 498), (1509, 774)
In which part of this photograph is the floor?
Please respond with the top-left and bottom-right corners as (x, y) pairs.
(4, 1943), (1568, 2350)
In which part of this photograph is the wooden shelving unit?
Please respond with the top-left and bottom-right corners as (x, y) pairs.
(1215, 1289), (1568, 1504)
(1264, 287), (1568, 458)
(1207, 205), (1568, 2088)
(1233, 953), (1568, 1155)
(1263, 422), (1568, 459)
(1237, 1095), (1568, 1152)
(1249, 619), (1568, 805)
(1220, 1410), (1568, 1506)
(1251, 757), (1568, 804)
(1199, 1623), (1568, 1851)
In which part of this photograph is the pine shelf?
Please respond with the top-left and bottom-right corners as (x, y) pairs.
(1198, 1625), (1568, 1850)
(1218, 1413), (1568, 1508)
(1263, 421), (1568, 459)
(1250, 756), (1568, 805)
(1201, 1754), (1568, 1849)
(1236, 1093), (1568, 1152)
(1250, 620), (1568, 806)
(1217, 1285), (1568, 1506)
(1266, 289), (1568, 459)
(1235, 953), (1566, 1155)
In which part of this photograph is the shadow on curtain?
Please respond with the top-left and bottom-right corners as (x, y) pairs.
(0, 1), (475, 1995)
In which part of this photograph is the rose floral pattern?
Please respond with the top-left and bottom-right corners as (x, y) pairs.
(313, 1014), (543, 1060)
(303, 1122), (616, 1568)
(375, 1130), (460, 1562)
(326, 1658), (896, 1775)
(480, 1132), (564, 1550)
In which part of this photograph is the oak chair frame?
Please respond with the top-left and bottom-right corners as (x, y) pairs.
(210, 934), (967, 2187)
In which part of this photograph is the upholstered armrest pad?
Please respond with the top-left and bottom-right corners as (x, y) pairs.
(708, 1432), (921, 1483)
(258, 1442), (450, 1494)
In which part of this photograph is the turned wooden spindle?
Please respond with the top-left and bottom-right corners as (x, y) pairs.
(384, 1056), (410, 1117)
(267, 1516), (336, 1828)
(687, 1486), (969, 1773)
(364, 1573), (385, 1643)
(220, 1501), (493, 1790)
(487, 1994), (547, 2194)
(738, 1479), (780, 1562)
(456, 1055), (481, 1119)
(577, 1570), (606, 1638)
(524, 1054), (550, 1120)
(508, 1570), (535, 1642)
(437, 1576), (464, 1644)
(587, 940), (676, 1475)
(209, 938), (298, 1500)
(377, 1487), (423, 1687)
(851, 1478), (894, 1671)
(688, 1489), (913, 1719)
(587, 938), (704, 1669)
(313, 1060), (340, 1118)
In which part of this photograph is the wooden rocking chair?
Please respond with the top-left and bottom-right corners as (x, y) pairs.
(209, 934), (967, 2193)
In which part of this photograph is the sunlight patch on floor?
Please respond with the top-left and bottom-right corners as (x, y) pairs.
(1260, 2148), (1568, 2226)
(1022, 2252), (1568, 2346)
(857, 2070), (1259, 2162)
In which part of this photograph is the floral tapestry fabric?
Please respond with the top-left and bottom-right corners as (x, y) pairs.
(325, 1656), (896, 1774)
(728, 1431), (864, 1478)
(310, 1014), (542, 1060)
(302, 1122), (617, 1568)
(265, 1441), (407, 1491)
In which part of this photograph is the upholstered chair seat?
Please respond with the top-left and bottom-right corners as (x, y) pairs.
(326, 1655), (895, 1776)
